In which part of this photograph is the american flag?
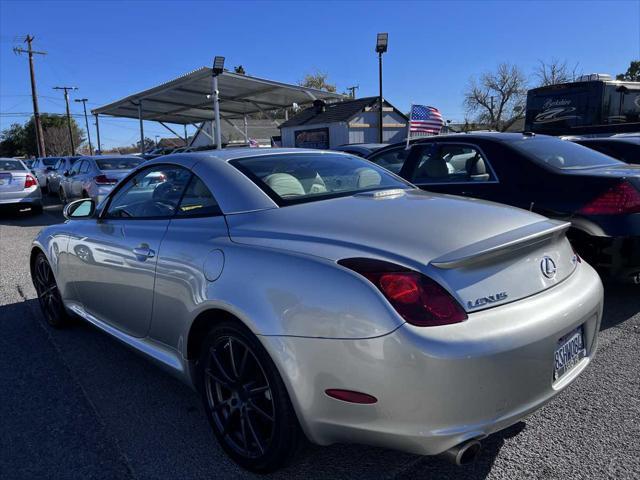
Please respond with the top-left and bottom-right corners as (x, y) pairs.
(409, 105), (444, 135)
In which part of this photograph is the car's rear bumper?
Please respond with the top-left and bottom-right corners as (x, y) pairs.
(261, 260), (603, 456)
(0, 187), (42, 206)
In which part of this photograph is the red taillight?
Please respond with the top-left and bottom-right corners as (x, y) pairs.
(94, 174), (117, 185)
(339, 258), (467, 327)
(579, 181), (640, 215)
(325, 389), (377, 404)
(24, 174), (37, 188)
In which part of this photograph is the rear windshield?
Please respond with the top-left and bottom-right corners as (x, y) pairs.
(0, 160), (25, 171)
(510, 138), (624, 170)
(96, 158), (143, 170)
(42, 157), (60, 166)
(231, 152), (411, 205)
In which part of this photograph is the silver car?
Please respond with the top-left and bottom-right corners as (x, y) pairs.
(46, 156), (81, 196)
(31, 149), (603, 472)
(0, 158), (42, 213)
(58, 155), (144, 204)
(31, 156), (62, 192)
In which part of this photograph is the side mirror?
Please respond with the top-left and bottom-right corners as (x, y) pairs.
(63, 170), (70, 177)
(63, 198), (95, 220)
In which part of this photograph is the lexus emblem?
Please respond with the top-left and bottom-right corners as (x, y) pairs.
(540, 256), (557, 279)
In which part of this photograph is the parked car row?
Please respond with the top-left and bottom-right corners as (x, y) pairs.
(365, 133), (640, 282)
(31, 145), (604, 472)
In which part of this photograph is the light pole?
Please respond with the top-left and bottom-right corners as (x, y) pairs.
(212, 56), (225, 150)
(375, 33), (388, 143)
(53, 86), (78, 155)
(74, 98), (93, 155)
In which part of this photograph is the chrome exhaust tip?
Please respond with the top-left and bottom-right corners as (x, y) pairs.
(442, 439), (482, 466)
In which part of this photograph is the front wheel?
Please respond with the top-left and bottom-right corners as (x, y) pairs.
(59, 187), (67, 205)
(32, 252), (70, 328)
(198, 321), (303, 473)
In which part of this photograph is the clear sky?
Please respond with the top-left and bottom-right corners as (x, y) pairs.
(1, 0), (639, 148)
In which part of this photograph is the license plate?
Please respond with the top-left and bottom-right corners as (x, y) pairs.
(554, 326), (586, 381)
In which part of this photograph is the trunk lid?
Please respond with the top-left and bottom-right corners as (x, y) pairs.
(227, 189), (577, 312)
(0, 172), (27, 193)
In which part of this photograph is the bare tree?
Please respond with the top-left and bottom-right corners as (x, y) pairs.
(534, 58), (580, 86)
(299, 71), (337, 93)
(44, 126), (73, 156)
(464, 63), (528, 131)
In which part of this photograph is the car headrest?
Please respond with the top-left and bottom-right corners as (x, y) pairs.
(466, 155), (487, 175)
(264, 173), (305, 197)
(355, 168), (382, 188)
(421, 157), (449, 178)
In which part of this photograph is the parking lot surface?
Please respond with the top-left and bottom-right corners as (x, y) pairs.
(1, 197), (639, 480)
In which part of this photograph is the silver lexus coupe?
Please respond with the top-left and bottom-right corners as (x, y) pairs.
(30, 149), (603, 472)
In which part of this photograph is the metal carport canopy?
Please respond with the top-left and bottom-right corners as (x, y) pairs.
(91, 67), (346, 125)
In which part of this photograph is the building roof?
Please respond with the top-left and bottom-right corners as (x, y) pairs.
(92, 67), (347, 125)
(279, 96), (405, 129)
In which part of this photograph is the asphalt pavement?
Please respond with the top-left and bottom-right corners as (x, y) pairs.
(1, 196), (639, 479)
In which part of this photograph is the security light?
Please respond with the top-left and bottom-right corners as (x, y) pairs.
(212, 56), (225, 75)
(376, 33), (388, 53)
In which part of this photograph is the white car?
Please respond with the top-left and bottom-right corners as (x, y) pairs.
(58, 155), (144, 204)
(0, 158), (42, 213)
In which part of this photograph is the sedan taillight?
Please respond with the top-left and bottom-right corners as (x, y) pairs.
(338, 258), (467, 327)
(24, 174), (37, 188)
(94, 174), (117, 185)
(579, 181), (640, 215)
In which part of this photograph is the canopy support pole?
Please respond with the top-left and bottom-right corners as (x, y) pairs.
(137, 101), (145, 154)
(249, 101), (280, 127)
(94, 114), (102, 154)
(191, 122), (215, 143)
(243, 114), (248, 142)
(158, 121), (185, 142)
(183, 124), (188, 144)
(212, 74), (222, 149)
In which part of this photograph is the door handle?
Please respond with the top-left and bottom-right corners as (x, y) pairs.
(132, 245), (155, 259)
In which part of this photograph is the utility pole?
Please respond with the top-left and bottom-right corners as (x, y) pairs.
(74, 98), (93, 155)
(53, 86), (78, 155)
(346, 85), (359, 99)
(14, 35), (47, 158)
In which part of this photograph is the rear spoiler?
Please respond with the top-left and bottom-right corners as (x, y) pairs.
(431, 220), (571, 269)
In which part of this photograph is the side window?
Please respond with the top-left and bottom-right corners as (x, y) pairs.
(79, 161), (90, 174)
(411, 144), (496, 184)
(368, 147), (410, 174)
(69, 161), (82, 176)
(176, 175), (222, 217)
(54, 159), (63, 171)
(106, 165), (192, 219)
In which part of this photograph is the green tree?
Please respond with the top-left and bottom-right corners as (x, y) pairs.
(23, 114), (85, 156)
(616, 60), (640, 81)
(299, 71), (337, 92)
(0, 123), (28, 157)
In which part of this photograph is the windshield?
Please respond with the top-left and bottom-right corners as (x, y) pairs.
(510, 138), (624, 170)
(96, 158), (143, 170)
(231, 152), (411, 205)
(0, 160), (25, 171)
(42, 157), (60, 166)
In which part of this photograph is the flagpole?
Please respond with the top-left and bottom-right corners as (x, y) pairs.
(405, 103), (413, 150)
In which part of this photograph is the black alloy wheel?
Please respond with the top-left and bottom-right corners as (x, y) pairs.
(32, 253), (69, 328)
(199, 322), (302, 472)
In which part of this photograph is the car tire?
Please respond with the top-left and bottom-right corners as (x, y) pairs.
(59, 187), (67, 205)
(82, 191), (90, 199)
(41, 182), (48, 194)
(32, 252), (71, 328)
(197, 321), (304, 473)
